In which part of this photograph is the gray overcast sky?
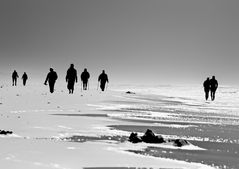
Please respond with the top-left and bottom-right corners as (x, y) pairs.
(0, 0), (239, 85)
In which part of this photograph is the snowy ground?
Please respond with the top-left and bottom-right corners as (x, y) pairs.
(0, 83), (216, 169)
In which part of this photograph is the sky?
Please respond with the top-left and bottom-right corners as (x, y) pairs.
(0, 0), (239, 85)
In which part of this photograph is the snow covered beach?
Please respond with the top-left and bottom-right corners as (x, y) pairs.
(0, 83), (238, 169)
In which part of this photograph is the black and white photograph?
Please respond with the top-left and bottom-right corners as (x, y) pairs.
(0, 0), (239, 169)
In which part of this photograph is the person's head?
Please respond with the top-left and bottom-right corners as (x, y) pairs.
(102, 70), (105, 74)
(212, 76), (215, 79)
(84, 68), (87, 72)
(70, 64), (74, 68)
(207, 77), (210, 81)
(50, 68), (53, 72)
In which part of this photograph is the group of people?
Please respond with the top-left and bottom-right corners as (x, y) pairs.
(13, 68), (219, 101)
(12, 70), (28, 86)
(44, 64), (109, 93)
(203, 76), (218, 101)
(12, 65), (109, 94)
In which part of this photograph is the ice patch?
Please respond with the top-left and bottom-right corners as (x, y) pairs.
(107, 110), (179, 123)
(57, 125), (73, 130)
(0, 133), (21, 138)
(87, 103), (132, 110)
(33, 126), (55, 131)
(104, 141), (213, 169)
(113, 141), (205, 152)
(153, 123), (197, 128)
(93, 126), (131, 136)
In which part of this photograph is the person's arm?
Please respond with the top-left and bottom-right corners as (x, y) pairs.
(80, 73), (83, 82)
(44, 74), (49, 85)
(106, 75), (109, 83)
(75, 70), (78, 83)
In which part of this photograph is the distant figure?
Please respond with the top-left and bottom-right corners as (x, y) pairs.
(203, 77), (210, 100)
(81, 68), (90, 90)
(66, 64), (78, 94)
(210, 76), (218, 101)
(98, 70), (109, 91)
(44, 68), (58, 93)
(12, 70), (19, 86)
(22, 72), (28, 86)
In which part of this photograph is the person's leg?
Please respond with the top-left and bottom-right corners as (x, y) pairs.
(210, 90), (213, 101)
(49, 83), (54, 93)
(83, 83), (86, 90)
(205, 91), (209, 100)
(212, 91), (215, 101)
(67, 83), (70, 94)
(100, 83), (105, 91)
(72, 83), (74, 94)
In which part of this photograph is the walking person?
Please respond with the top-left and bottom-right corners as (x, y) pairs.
(203, 77), (210, 101)
(44, 68), (58, 93)
(210, 76), (218, 101)
(12, 70), (19, 86)
(22, 72), (28, 86)
(98, 70), (109, 91)
(81, 68), (90, 90)
(66, 64), (78, 94)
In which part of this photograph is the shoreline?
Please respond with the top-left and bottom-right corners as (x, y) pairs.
(0, 84), (228, 169)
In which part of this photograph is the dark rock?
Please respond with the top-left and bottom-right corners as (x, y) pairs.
(0, 130), (13, 135)
(173, 139), (189, 147)
(129, 132), (142, 143)
(141, 129), (165, 143)
(126, 91), (136, 94)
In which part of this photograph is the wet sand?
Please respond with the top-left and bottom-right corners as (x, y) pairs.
(0, 84), (214, 169)
(49, 89), (239, 169)
(100, 93), (239, 169)
(109, 124), (239, 169)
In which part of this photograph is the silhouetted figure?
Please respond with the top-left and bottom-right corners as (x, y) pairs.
(98, 70), (109, 91)
(22, 72), (28, 86)
(210, 76), (218, 101)
(81, 68), (90, 90)
(203, 77), (210, 100)
(12, 70), (19, 86)
(66, 64), (78, 94)
(44, 68), (58, 93)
